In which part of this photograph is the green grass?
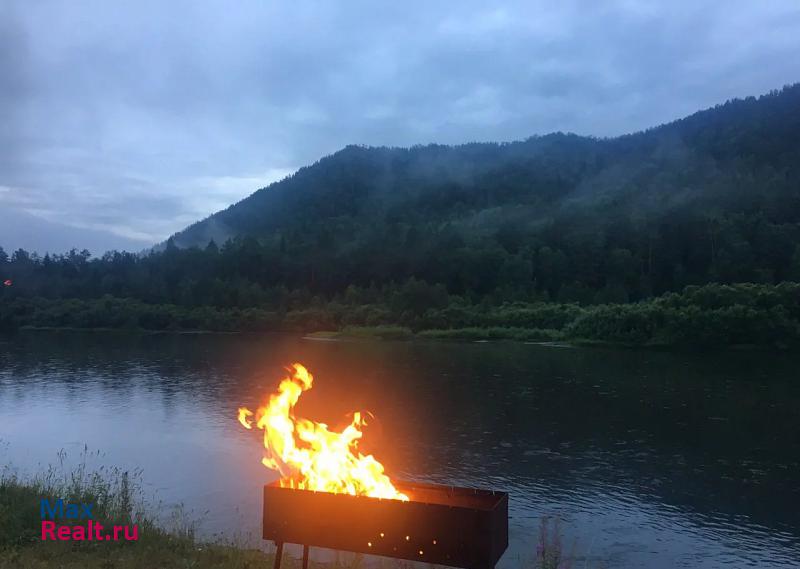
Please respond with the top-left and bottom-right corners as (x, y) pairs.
(304, 330), (342, 339)
(0, 449), (282, 569)
(417, 327), (565, 342)
(340, 325), (414, 340)
(306, 326), (414, 341)
(307, 326), (565, 343)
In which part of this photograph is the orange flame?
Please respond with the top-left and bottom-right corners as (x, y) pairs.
(238, 363), (408, 501)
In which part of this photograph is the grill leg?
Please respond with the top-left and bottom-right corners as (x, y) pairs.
(302, 545), (310, 569)
(273, 542), (283, 569)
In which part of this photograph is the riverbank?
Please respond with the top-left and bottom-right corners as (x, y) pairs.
(305, 326), (565, 343)
(0, 465), (277, 569)
(1, 464), (569, 569)
(2, 282), (799, 349)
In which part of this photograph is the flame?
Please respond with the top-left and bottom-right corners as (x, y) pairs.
(238, 363), (408, 501)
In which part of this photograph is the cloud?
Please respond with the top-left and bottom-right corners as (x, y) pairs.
(1, 0), (799, 250)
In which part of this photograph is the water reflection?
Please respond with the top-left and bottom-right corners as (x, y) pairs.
(1, 331), (799, 568)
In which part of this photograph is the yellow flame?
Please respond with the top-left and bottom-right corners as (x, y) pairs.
(238, 363), (408, 501)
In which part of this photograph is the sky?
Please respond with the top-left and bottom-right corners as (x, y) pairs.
(2, 0), (799, 254)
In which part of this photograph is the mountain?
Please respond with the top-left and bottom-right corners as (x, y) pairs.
(159, 84), (800, 301)
(172, 84), (799, 245)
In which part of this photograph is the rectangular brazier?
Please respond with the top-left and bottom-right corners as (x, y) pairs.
(263, 480), (508, 569)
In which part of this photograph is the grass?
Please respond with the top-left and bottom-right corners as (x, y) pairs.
(340, 326), (414, 340)
(0, 448), (281, 569)
(306, 326), (566, 343)
(536, 517), (573, 569)
(306, 326), (414, 341)
(417, 327), (565, 342)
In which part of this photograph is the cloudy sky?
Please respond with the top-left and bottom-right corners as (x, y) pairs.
(2, 0), (799, 253)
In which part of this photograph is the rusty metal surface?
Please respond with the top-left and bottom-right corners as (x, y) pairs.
(263, 480), (508, 569)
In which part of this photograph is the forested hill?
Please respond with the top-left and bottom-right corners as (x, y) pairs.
(167, 83), (800, 301)
(3, 84), (800, 345)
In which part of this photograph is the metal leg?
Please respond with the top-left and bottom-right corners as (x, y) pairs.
(302, 544), (310, 569)
(273, 542), (284, 569)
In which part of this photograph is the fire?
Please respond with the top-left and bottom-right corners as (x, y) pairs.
(238, 363), (408, 501)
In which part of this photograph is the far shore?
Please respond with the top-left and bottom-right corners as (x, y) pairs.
(3, 282), (799, 351)
(4, 323), (776, 353)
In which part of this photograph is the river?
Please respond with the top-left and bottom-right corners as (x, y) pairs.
(1, 331), (799, 568)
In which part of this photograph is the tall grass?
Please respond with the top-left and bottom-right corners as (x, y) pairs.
(0, 446), (276, 568)
(536, 517), (570, 569)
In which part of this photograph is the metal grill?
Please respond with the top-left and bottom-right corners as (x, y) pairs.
(264, 480), (508, 569)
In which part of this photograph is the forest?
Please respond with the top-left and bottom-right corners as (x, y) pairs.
(1, 85), (800, 347)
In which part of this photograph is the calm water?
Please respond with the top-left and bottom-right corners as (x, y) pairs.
(1, 331), (799, 568)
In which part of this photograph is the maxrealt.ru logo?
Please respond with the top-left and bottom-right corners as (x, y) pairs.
(40, 499), (138, 541)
